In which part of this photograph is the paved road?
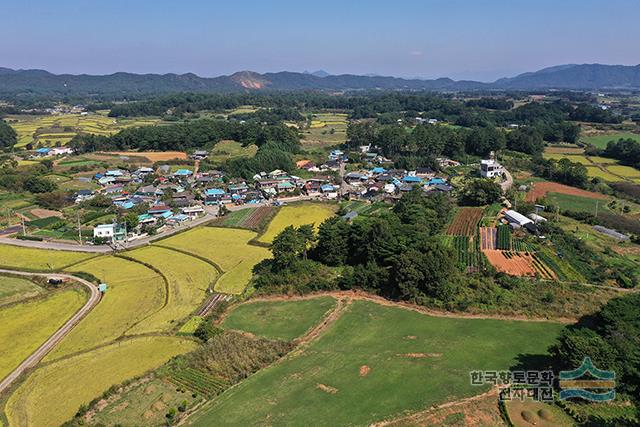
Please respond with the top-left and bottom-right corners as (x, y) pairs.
(0, 269), (101, 394)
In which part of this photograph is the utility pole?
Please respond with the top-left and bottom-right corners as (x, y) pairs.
(77, 211), (82, 245)
(21, 216), (25, 235)
(595, 200), (599, 218)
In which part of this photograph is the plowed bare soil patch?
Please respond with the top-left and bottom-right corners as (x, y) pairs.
(30, 208), (63, 219)
(397, 353), (442, 358)
(480, 227), (497, 250)
(483, 250), (536, 277)
(446, 207), (484, 236)
(359, 365), (371, 377)
(525, 181), (608, 203)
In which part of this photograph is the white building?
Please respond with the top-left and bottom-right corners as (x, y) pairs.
(93, 223), (125, 242)
(504, 210), (533, 227)
(480, 159), (504, 178)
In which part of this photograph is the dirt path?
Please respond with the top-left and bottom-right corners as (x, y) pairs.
(246, 290), (577, 324)
(0, 269), (101, 395)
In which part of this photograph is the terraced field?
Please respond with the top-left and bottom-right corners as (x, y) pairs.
(0, 245), (95, 271)
(46, 256), (165, 360)
(7, 113), (160, 148)
(0, 289), (86, 382)
(5, 336), (197, 427)
(257, 203), (336, 244)
(124, 246), (218, 334)
(158, 227), (270, 294)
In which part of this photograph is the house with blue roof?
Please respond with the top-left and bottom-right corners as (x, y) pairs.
(371, 167), (386, 174)
(426, 177), (447, 186)
(174, 169), (193, 177)
(205, 188), (228, 205)
(402, 175), (423, 184)
(34, 147), (51, 157)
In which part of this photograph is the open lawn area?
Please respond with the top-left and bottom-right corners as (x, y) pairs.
(0, 245), (95, 271)
(5, 336), (197, 427)
(0, 275), (44, 306)
(257, 203), (336, 244)
(545, 192), (608, 215)
(222, 297), (336, 341)
(581, 132), (640, 149)
(157, 227), (270, 294)
(124, 246), (218, 334)
(46, 256), (165, 360)
(192, 300), (564, 426)
(0, 288), (85, 383)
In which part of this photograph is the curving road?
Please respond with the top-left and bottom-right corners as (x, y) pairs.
(0, 269), (101, 394)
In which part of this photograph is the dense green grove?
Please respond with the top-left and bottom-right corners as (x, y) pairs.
(0, 119), (17, 148)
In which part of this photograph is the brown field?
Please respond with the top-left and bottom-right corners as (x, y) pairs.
(479, 227), (497, 250)
(446, 208), (484, 236)
(484, 250), (536, 276)
(484, 250), (556, 279)
(544, 146), (584, 154)
(29, 208), (63, 219)
(525, 181), (609, 203)
(100, 151), (187, 162)
(242, 206), (275, 229)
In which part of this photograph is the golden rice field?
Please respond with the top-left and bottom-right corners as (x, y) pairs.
(585, 166), (621, 181)
(542, 153), (593, 164)
(5, 336), (197, 427)
(607, 165), (640, 178)
(46, 256), (165, 360)
(6, 112), (160, 148)
(124, 246), (218, 334)
(0, 245), (95, 271)
(257, 203), (336, 244)
(0, 289), (85, 382)
(158, 227), (270, 294)
(587, 156), (618, 164)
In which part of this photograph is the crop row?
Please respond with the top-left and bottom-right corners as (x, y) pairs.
(446, 208), (484, 236)
(169, 367), (229, 398)
(496, 225), (512, 250)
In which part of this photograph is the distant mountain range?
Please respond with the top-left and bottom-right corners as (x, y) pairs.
(1, 63), (639, 96)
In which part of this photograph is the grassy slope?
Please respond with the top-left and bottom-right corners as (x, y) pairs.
(125, 246), (218, 334)
(257, 204), (335, 244)
(0, 276), (44, 306)
(5, 337), (197, 427)
(222, 297), (336, 341)
(45, 256), (165, 361)
(193, 300), (564, 426)
(0, 289), (85, 381)
(581, 132), (640, 149)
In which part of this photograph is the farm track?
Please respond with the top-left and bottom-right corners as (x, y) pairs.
(198, 293), (231, 316)
(0, 269), (101, 395)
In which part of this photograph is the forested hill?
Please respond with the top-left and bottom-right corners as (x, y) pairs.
(0, 63), (639, 96)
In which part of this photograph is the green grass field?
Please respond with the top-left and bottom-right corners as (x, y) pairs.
(0, 275), (44, 306)
(222, 297), (336, 341)
(581, 132), (640, 149)
(0, 288), (85, 382)
(0, 245), (95, 271)
(158, 227), (270, 294)
(192, 300), (564, 426)
(46, 256), (165, 360)
(257, 203), (335, 244)
(208, 140), (258, 163)
(124, 246), (218, 334)
(6, 336), (197, 427)
(545, 192), (608, 215)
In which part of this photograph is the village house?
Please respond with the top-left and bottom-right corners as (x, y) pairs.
(181, 205), (205, 218)
(93, 223), (126, 243)
(480, 158), (504, 178)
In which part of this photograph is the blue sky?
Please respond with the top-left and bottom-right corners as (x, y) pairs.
(2, 0), (638, 81)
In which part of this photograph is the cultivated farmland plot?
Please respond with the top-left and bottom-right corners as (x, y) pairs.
(257, 203), (335, 244)
(446, 207), (484, 236)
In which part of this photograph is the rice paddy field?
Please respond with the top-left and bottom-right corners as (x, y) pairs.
(6, 112), (160, 148)
(45, 256), (165, 360)
(124, 246), (218, 334)
(581, 132), (640, 149)
(192, 300), (564, 426)
(542, 148), (640, 182)
(0, 276), (44, 306)
(257, 203), (336, 244)
(0, 245), (95, 271)
(302, 112), (348, 148)
(157, 227), (270, 294)
(222, 297), (336, 341)
(0, 288), (86, 383)
(5, 336), (197, 427)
